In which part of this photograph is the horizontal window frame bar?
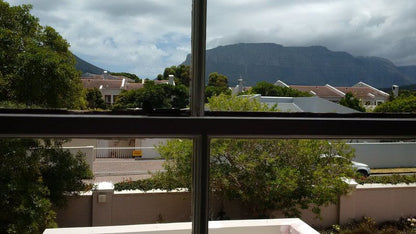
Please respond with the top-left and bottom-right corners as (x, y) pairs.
(0, 113), (415, 139)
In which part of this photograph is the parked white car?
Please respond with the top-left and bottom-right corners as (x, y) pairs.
(351, 160), (371, 177)
(321, 154), (371, 177)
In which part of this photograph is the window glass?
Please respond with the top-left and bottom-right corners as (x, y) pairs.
(206, 137), (416, 232)
(0, 137), (192, 232)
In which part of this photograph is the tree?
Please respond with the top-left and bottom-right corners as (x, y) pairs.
(0, 1), (84, 109)
(374, 95), (416, 113)
(85, 88), (106, 109)
(251, 81), (311, 97)
(205, 72), (231, 100)
(339, 92), (365, 112)
(208, 93), (278, 112)
(154, 95), (355, 217)
(0, 138), (92, 233)
(110, 72), (141, 83)
(113, 81), (189, 111)
(159, 65), (190, 86)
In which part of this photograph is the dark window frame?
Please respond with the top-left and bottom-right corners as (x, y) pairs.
(1, 1), (416, 234)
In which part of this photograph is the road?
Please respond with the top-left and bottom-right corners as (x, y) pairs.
(90, 158), (165, 183)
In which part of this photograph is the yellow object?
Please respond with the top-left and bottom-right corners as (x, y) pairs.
(132, 150), (142, 157)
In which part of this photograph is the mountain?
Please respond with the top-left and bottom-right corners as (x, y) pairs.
(182, 43), (416, 88)
(73, 54), (105, 75)
(398, 65), (416, 81)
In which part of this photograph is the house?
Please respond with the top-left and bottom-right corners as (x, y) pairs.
(275, 80), (390, 109)
(230, 78), (251, 95)
(81, 71), (143, 105)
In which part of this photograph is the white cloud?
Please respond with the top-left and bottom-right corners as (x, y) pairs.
(5, 0), (416, 78)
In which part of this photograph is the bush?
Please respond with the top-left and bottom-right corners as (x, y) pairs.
(321, 216), (416, 234)
(114, 173), (188, 192)
(356, 174), (416, 185)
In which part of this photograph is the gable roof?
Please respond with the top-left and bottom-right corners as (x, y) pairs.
(290, 85), (344, 98)
(82, 79), (123, 90)
(278, 80), (389, 100)
(259, 96), (358, 113)
(125, 82), (144, 90)
(81, 73), (135, 82)
(334, 86), (388, 99)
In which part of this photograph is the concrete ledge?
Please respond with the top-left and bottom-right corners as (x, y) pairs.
(44, 218), (318, 234)
(357, 183), (416, 189)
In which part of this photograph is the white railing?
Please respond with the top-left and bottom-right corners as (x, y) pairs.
(95, 147), (155, 159)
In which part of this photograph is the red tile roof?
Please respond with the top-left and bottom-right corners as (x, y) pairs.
(81, 74), (134, 82)
(334, 87), (388, 99)
(81, 79), (123, 89)
(81, 79), (144, 91)
(290, 85), (344, 98)
(154, 80), (169, 84)
(125, 83), (144, 90)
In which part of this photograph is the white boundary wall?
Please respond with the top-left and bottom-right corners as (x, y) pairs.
(348, 142), (416, 168)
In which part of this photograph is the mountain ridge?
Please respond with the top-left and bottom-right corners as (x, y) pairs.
(183, 43), (416, 88)
(73, 54), (105, 75)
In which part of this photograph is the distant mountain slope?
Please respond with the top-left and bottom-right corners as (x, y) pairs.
(182, 43), (415, 88)
(398, 65), (416, 81)
(73, 54), (105, 75)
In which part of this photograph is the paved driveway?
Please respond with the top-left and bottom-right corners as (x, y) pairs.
(91, 158), (165, 184)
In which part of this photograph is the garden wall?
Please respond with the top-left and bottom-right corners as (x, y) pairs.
(55, 183), (416, 228)
(348, 142), (416, 168)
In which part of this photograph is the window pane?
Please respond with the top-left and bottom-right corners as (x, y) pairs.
(204, 137), (416, 232)
(0, 137), (192, 232)
(1, 1), (191, 112)
(205, 1), (416, 114)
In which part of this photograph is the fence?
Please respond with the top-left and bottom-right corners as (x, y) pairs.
(348, 142), (416, 168)
(95, 147), (155, 159)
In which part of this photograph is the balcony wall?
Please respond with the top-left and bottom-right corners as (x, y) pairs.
(45, 219), (318, 234)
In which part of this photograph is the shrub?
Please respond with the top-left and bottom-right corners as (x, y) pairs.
(356, 174), (416, 185)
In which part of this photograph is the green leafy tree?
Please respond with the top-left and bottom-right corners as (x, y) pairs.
(85, 88), (106, 109)
(205, 72), (231, 100)
(0, 138), (92, 233)
(251, 81), (311, 97)
(208, 93), (278, 112)
(113, 81), (189, 111)
(159, 65), (190, 86)
(154, 95), (354, 217)
(339, 92), (365, 112)
(110, 72), (141, 83)
(374, 95), (416, 113)
(0, 1), (84, 109)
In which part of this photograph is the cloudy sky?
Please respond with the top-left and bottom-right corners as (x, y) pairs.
(6, 0), (416, 78)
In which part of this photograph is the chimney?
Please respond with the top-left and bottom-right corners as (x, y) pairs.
(392, 85), (399, 98)
(168, 74), (175, 86)
(237, 78), (244, 94)
(103, 70), (109, 79)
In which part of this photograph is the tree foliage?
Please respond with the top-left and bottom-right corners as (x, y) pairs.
(207, 93), (277, 112)
(154, 95), (354, 217)
(251, 81), (311, 97)
(205, 72), (231, 100)
(374, 95), (416, 113)
(0, 1), (84, 108)
(110, 72), (141, 83)
(339, 92), (365, 112)
(85, 88), (106, 109)
(0, 138), (92, 233)
(113, 81), (189, 111)
(158, 65), (190, 86)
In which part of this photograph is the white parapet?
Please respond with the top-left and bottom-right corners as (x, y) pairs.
(44, 218), (318, 234)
